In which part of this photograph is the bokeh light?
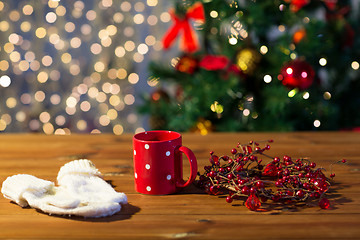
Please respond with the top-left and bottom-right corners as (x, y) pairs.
(0, 0), (170, 134)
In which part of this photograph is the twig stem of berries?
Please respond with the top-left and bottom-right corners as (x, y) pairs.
(196, 140), (346, 211)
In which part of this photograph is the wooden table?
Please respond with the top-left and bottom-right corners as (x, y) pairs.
(0, 132), (359, 239)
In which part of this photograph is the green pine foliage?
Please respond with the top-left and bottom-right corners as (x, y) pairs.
(139, 0), (360, 132)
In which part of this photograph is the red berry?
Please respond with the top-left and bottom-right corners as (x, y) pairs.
(283, 155), (291, 162)
(236, 165), (243, 171)
(210, 151), (214, 155)
(319, 198), (330, 209)
(273, 157), (280, 163)
(319, 187), (328, 193)
(310, 162), (316, 168)
(296, 190), (305, 198)
(241, 186), (250, 195)
(275, 181), (283, 187)
(330, 173), (335, 178)
(227, 173), (234, 180)
(209, 155), (219, 164)
(303, 183), (310, 189)
(209, 171), (217, 178)
(209, 185), (219, 195)
(239, 179), (247, 185)
(342, 159), (347, 163)
(255, 181), (264, 189)
(250, 187), (257, 194)
(231, 148), (237, 154)
(226, 195), (233, 203)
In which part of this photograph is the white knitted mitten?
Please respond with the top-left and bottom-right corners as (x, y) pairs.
(1, 160), (127, 218)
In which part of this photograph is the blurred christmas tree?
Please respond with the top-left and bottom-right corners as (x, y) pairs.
(139, 0), (360, 133)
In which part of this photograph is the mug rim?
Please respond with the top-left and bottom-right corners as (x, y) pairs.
(133, 130), (181, 143)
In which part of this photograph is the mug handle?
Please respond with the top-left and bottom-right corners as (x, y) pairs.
(176, 146), (198, 188)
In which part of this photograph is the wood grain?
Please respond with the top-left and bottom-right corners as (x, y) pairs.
(0, 132), (359, 239)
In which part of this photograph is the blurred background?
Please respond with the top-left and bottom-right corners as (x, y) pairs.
(0, 0), (359, 135)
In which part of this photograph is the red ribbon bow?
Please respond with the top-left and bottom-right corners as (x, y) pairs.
(162, 2), (205, 53)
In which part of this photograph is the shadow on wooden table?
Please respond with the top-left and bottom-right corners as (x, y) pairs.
(178, 183), (206, 195)
(34, 203), (141, 222)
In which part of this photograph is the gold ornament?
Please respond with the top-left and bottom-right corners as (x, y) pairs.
(235, 48), (261, 75)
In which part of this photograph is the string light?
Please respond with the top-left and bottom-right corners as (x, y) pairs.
(229, 37), (238, 45)
(288, 89), (297, 98)
(0, 75), (11, 87)
(278, 25), (285, 32)
(211, 101), (224, 114)
(323, 92), (331, 100)
(303, 92), (310, 99)
(319, 58), (327, 66)
(263, 75), (272, 83)
(260, 45), (268, 55)
(147, 0), (158, 7)
(243, 109), (250, 117)
(314, 120), (321, 128)
(351, 61), (359, 70)
(210, 10), (218, 18)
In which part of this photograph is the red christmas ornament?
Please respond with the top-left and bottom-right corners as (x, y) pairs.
(323, 0), (337, 10)
(162, 2), (205, 53)
(175, 55), (198, 74)
(199, 55), (230, 71)
(245, 193), (261, 211)
(279, 59), (315, 90)
(286, 0), (310, 12)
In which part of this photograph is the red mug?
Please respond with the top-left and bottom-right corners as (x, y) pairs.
(133, 130), (197, 195)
